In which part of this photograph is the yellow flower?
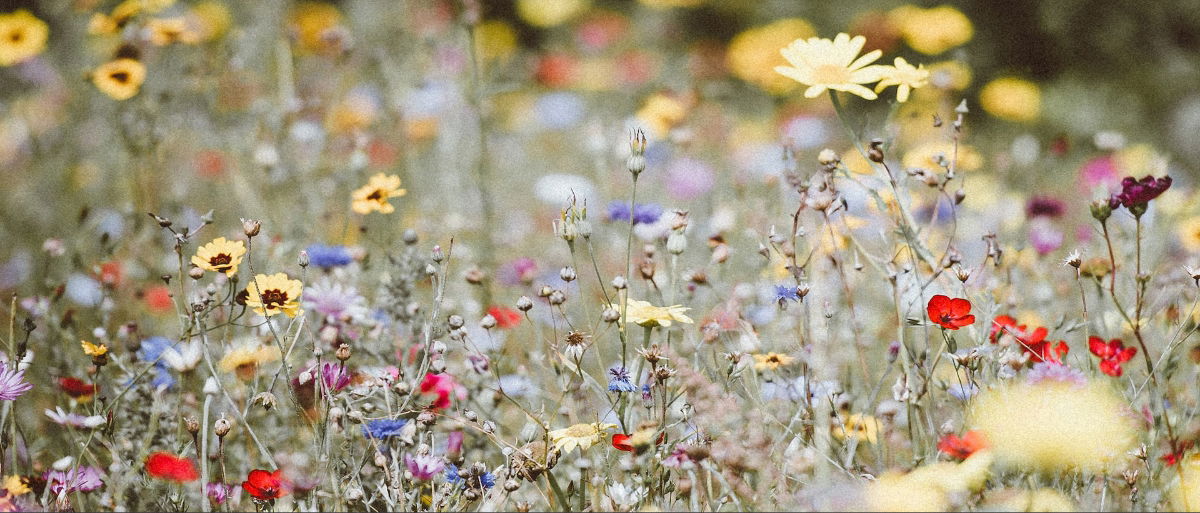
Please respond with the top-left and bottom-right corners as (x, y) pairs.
(0, 10), (49, 67)
(833, 413), (879, 444)
(969, 380), (1136, 474)
(609, 299), (693, 328)
(985, 488), (1077, 512)
(146, 17), (199, 46)
(864, 450), (992, 511)
(979, 77), (1041, 122)
(1171, 454), (1200, 511)
(1177, 216), (1200, 252)
(92, 58), (147, 101)
(191, 237), (247, 276)
(515, 0), (588, 27)
(244, 273), (303, 318)
(752, 352), (795, 371)
(188, 1), (232, 41)
(874, 57), (929, 102)
(1, 475), (29, 496)
(81, 340), (108, 357)
(635, 93), (687, 138)
(726, 18), (817, 95)
(548, 422), (617, 453)
(638, 0), (703, 7)
(890, 5), (974, 55)
(351, 173), (406, 215)
(289, 1), (343, 54)
(775, 33), (887, 100)
(218, 341), (282, 379)
(473, 20), (517, 64)
(902, 140), (983, 172)
(926, 60), (972, 90)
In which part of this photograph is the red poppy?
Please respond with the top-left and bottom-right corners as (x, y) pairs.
(1088, 336), (1137, 377)
(927, 295), (975, 330)
(145, 452), (199, 482)
(612, 434), (633, 452)
(1017, 327), (1069, 364)
(59, 377), (98, 399)
(242, 469), (290, 501)
(143, 285), (174, 314)
(989, 315), (1025, 343)
(486, 306), (522, 329)
(419, 373), (463, 410)
(936, 430), (988, 461)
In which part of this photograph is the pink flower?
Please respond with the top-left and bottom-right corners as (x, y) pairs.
(419, 373), (465, 409)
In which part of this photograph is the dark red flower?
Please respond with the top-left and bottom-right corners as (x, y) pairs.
(937, 430), (988, 461)
(1025, 196), (1065, 219)
(927, 295), (975, 330)
(612, 434), (633, 452)
(1088, 336), (1137, 377)
(1109, 175), (1172, 210)
(59, 377), (98, 399)
(486, 306), (522, 329)
(242, 469), (290, 501)
(145, 452), (199, 482)
(1017, 326), (1069, 364)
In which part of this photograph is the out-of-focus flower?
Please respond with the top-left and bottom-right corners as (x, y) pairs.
(635, 93), (688, 138)
(937, 430), (988, 461)
(874, 57), (929, 102)
(218, 342), (282, 379)
(473, 20), (517, 64)
(637, 0), (703, 8)
(0, 367), (31, 401)
(289, 2), (343, 54)
(45, 407), (104, 429)
(351, 173), (405, 215)
(902, 141), (983, 172)
(752, 352), (795, 371)
(927, 295), (975, 330)
(206, 482), (233, 505)
(420, 373), (465, 409)
(1025, 362), (1087, 387)
(864, 451), (992, 511)
(1171, 454), (1200, 511)
(242, 469), (290, 501)
(888, 5), (974, 55)
(969, 379), (1136, 473)
(979, 77), (1041, 122)
(244, 273), (303, 318)
(832, 413), (879, 444)
(0, 10), (48, 66)
(145, 452), (199, 482)
(984, 488), (1077, 512)
(612, 434), (633, 451)
(192, 237), (247, 277)
(362, 418), (408, 439)
(59, 377), (97, 402)
(404, 453), (446, 481)
(607, 365), (635, 392)
(606, 201), (663, 225)
(515, 0), (588, 27)
(92, 58), (147, 100)
(486, 306), (521, 329)
(549, 422), (618, 453)
(925, 60), (972, 90)
(188, 1), (232, 41)
(775, 33), (887, 100)
(2, 475), (29, 496)
(304, 280), (368, 322)
(145, 17), (199, 46)
(609, 299), (693, 328)
(45, 466), (103, 494)
(304, 244), (353, 269)
(1088, 337), (1137, 377)
(726, 18), (816, 94)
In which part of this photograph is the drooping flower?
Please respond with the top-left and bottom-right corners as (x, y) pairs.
(92, 58), (147, 100)
(926, 295), (975, 330)
(0, 10), (48, 66)
(242, 469), (290, 501)
(609, 299), (693, 328)
(192, 237), (246, 276)
(0, 367), (32, 401)
(873, 57), (928, 102)
(351, 173), (406, 214)
(774, 33), (888, 100)
(45, 407), (105, 429)
(936, 430), (988, 461)
(244, 273), (304, 317)
(145, 452), (199, 482)
(1088, 336), (1137, 377)
(607, 365), (635, 393)
(304, 244), (353, 269)
(404, 453), (446, 481)
(752, 352), (795, 371)
(361, 418), (408, 439)
(549, 422), (618, 453)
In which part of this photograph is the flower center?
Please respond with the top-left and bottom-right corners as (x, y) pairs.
(209, 253), (232, 270)
(810, 64), (852, 85)
(10, 32), (22, 43)
(111, 71), (130, 84)
(259, 289), (288, 309)
(366, 189), (385, 201)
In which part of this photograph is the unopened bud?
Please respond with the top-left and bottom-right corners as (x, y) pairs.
(336, 343), (351, 361)
(480, 315), (496, 329)
(241, 218), (261, 237)
(214, 417), (232, 437)
(298, 250), (310, 268)
(559, 267), (577, 282)
(516, 296), (533, 312)
(188, 266), (205, 280)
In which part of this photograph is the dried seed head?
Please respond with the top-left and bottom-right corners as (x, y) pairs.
(448, 315), (465, 329)
(241, 218), (261, 238)
(868, 139), (885, 163)
(298, 250), (310, 268)
(548, 290), (566, 305)
(559, 267), (577, 282)
(611, 276), (627, 290)
(185, 417), (200, 434)
(402, 229), (419, 245)
(214, 417), (232, 437)
(602, 308), (621, 323)
(336, 343), (351, 361)
(817, 148), (840, 166)
(516, 296), (533, 312)
(480, 314), (496, 330)
(188, 266), (205, 280)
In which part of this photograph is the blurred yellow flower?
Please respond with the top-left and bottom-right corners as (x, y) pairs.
(146, 17), (199, 46)
(926, 60), (972, 90)
(92, 58), (147, 101)
(985, 488), (1077, 512)
(1177, 216), (1200, 252)
(979, 77), (1041, 122)
(219, 341), (282, 379)
(81, 340), (108, 357)
(864, 450), (992, 511)
(473, 20), (517, 63)
(635, 93), (687, 138)
(752, 352), (795, 371)
(516, 0), (589, 27)
(1, 475), (29, 496)
(326, 92), (379, 134)
(549, 422), (617, 453)
(1171, 454), (1200, 511)
(0, 10), (49, 67)
(188, 1), (232, 41)
(902, 140), (982, 172)
(969, 380), (1137, 473)
(726, 18), (816, 95)
(351, 173), (406, 215)
(890, 5), (974, 55)
(289, 2), (343, 54)
(611, 299), (693, 328)
(775, 33), (887, 100)
(192, 237), (246, 276)
(833, 413), (879, 444)
(874, 57), (929, 102)
(244, 273), (303, 318)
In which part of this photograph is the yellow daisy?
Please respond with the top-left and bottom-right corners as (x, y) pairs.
(92, 58), (147, 101)
(774, 33), (887, 100)
(832, 413), (879, 444)
(609, 299), (693, 328)
(752, 352), (795, 371)
(244, 273), (303, 318)
(191, 237), (247, 276)
(0, 10), (49, 67)
(548, 422), (617, 454)
(874, 57), (929, 103)
(351, 173), (406, 215)
(81, 340), (108, 357)
(145, 17), (199, 46)
(218, 340), (282, 380)
(979, 77), (1041, 123)
(1, 475), (29, 496)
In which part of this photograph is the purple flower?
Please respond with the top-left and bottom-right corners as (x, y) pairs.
(0, 366), (32, 401)
(1028, 219), (1064, 256)
(773, 284), (799, 305)
(606, 201), (663, 225)
(1109, 175), (1172, 210)
(318, 362), (351, 392)
(45, 466), (103, 494)
(1026, 362), (1087, 387)
(1025, 195), (1065, 219)
(662, 447), (694, 469)
(304, 280), (368, 321)
(607, 365), (634, 393)
(497, 257), (538, 286)
(404, 453), (446, 481)
(206, 482), (233, 505)
(446, 431), (464, 456)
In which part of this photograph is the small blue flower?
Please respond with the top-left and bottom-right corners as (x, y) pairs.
(444, 463), (461, 484)
(607, 365), (635, 393)
(773, 284), (800, 304)
(138, 336), (174, 362)
(306, 244), (354, 269)
(362, 418), (408, 439)
(478, 472), (495, 489)
(606, 201), (663, 225)
(444, 463), (494, 489)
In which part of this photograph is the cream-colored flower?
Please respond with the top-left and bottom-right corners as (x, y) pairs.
(609, 299), (693, 328)
(774, 33), (887, 100)
(549, 422), (618, 454)
(874, 57), (929, 102)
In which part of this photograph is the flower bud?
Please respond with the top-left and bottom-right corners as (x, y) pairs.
(559, 267), (577, 282)
(666, 231), (687, 255)
(188, 266), (205, 280)
(214, 417), (232, 437)
(1090, 200), (1112, 222)
(817, 148), (840, 166)
(602, 308), (621, 323)
(185, 417), (200, 434)
(336, 343), (351, 361)
(448, 315), (465, 329)
(516, 296), (533, 312)
(480, 315), (496, 330)
(611, 276), (627, 290)
(298, 250), (310, 268)
(241, 218), (261, 238)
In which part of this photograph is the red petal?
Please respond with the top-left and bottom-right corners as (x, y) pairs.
(953, 314), (975, 328)
(948, 298), (972, 317)
(612, 434), (633, 452)
(1088, 336), (1110, 357)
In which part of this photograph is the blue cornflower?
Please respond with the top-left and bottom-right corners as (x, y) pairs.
(138, 337), (177, 389)
(443, 464), (494, 489)
(305, 244), (353, 269)
(444, 463), (461, 484)
(362, 418), (408, 439)
(478, 472), (496, 489)
(774, 284), (800, 304)
(606, 201), (663, 225)
(607, 365), (635, 393)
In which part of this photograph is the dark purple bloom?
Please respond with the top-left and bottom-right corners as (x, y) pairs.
(1025, 195), (1065, 218)
(318, 362), (351, 392)
(1109, 175), (1172, 210)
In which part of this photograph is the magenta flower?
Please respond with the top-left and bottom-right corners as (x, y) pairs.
(404, 453), (446, 481)
(1109, 175), (1172, 212)
(319, 362), (351, 392)
(206, 482), (233, 505)
(0, 366), (32, 401)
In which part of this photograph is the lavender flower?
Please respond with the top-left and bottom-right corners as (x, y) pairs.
(1026, 362), (1087, 387)
(318, 362), (351, 392)
(44, 407), (105, 429)
(45, 466), (103, 494)
(606, 201), (663, 225)
(404, 453), (446, 481)
(206, 482), (233, 505)
(304, 280), (368, 321)
(0, 366), (32, 401)
(773, 284), (800, 305)
(607, 365), (635, 393)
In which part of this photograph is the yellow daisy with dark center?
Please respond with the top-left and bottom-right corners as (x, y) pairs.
(92, 58), (147, 100)
(0, 10), (49, 67)
(351, 173), (406, 214)
(244, 273), (303, 318)
(191, 237), (247, 277)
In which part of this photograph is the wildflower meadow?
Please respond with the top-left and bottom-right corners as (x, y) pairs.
(4, 0), (1200, 511)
